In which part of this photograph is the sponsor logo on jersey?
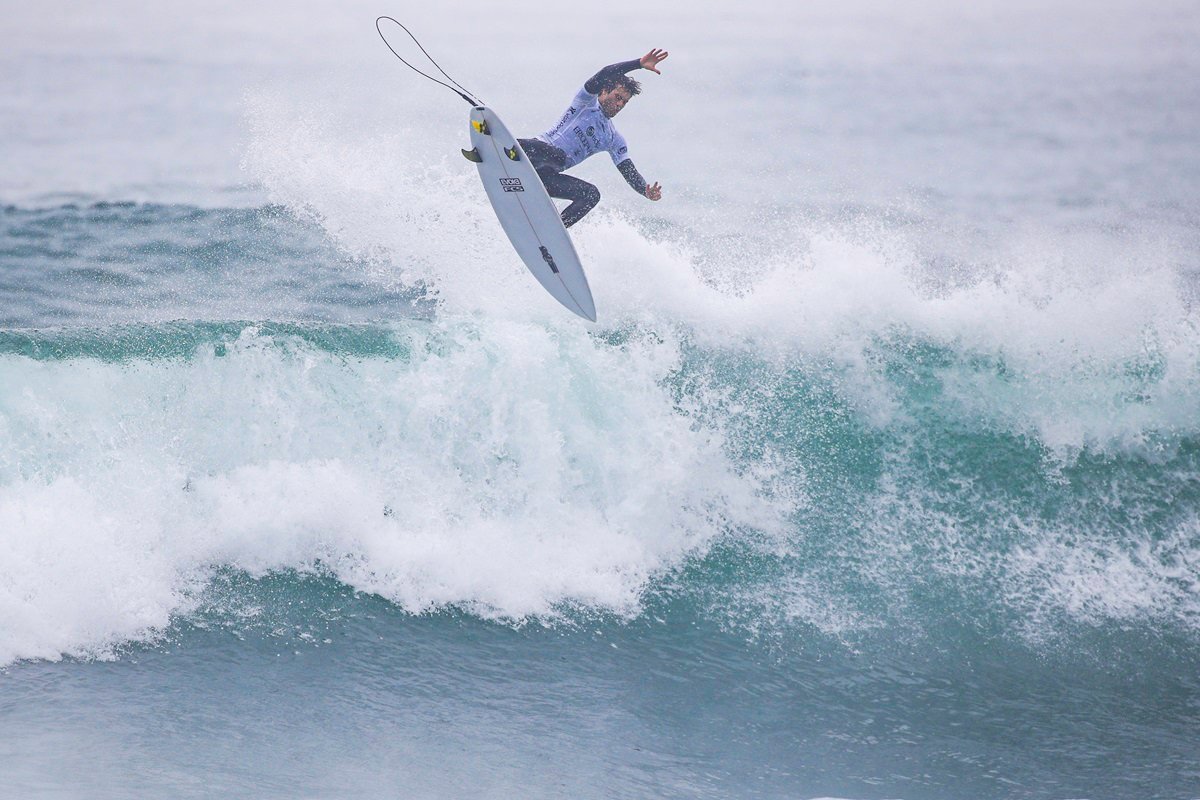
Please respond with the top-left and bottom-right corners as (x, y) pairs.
(500, 177), (524, 192)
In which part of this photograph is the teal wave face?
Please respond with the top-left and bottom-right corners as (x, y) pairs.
(669, 334), (1200, 647)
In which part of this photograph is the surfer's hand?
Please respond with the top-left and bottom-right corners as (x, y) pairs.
(646, 182), (662, 201)
(640, 49), (668, 73)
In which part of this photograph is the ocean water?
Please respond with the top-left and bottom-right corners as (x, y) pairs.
(3, 1), (1200, 798)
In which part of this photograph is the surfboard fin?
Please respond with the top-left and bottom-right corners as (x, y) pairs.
(461, 147), (482, 163)
(471, 119), (489, 135)
(504, 146), (521, 161)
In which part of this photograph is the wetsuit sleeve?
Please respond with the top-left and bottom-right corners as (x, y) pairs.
(617, 159), (648, 196)
(583, 59), (643, 95)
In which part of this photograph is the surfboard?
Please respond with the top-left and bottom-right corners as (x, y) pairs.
(462, 106), (597, 322)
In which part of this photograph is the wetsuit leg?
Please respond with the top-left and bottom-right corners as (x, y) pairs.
(517, 138), (601, 229)
(539, 172), (600, 228)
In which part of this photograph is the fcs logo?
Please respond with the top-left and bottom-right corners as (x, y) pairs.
(500, 177), (524, 192)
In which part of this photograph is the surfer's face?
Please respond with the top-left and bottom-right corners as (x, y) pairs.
(599, 86), (632, 118)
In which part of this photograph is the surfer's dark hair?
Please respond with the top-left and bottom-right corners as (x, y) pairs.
(601, 74), (641, 96)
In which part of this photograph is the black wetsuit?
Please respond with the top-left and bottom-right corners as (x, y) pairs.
(522, 60), (650, 228)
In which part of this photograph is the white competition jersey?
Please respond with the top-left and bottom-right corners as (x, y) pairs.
(536, 85), (631, 170)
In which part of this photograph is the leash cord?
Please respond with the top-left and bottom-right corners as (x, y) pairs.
(375, 16), (482, 106)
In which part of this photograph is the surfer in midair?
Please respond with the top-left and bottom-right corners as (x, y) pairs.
(518, 48), (668, 228)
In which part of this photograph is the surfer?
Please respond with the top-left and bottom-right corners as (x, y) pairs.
(518, 48), (668, 228)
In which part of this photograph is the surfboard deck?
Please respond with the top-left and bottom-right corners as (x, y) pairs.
(464, 106), (596, 322)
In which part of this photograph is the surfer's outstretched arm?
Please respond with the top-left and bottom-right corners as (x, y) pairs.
(616, 159), (662, 201)
(583, 49), (668, 94)
(584, 60), (643, 95)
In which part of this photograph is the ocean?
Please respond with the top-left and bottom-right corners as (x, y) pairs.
(2, 1), (1199, 797)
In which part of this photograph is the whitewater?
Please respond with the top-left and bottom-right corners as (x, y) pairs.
(2, 1), (1199, 798)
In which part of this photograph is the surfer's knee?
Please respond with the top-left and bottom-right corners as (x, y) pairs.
(582, 183), (600, 210)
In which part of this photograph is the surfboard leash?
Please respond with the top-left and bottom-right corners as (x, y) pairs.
(375, 17), (482, 107)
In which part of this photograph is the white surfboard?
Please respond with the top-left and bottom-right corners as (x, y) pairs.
(463, 106), (596, 322)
